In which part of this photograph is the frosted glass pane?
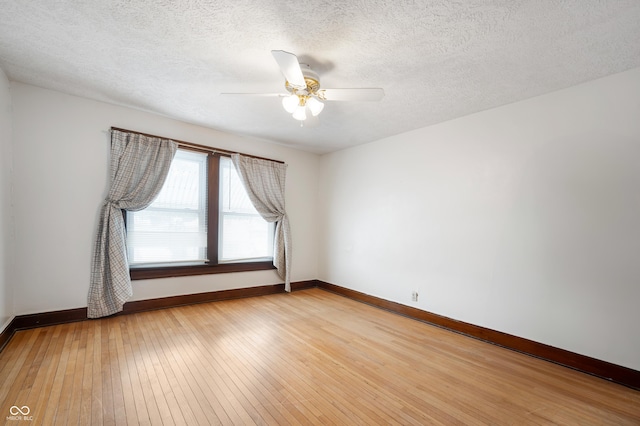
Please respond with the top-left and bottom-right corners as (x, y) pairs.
(129, 210), (202, 233)
(220, 214), (274, 261)
(151, 150), (205, 210)
(220, 156), (259, 214)
(127, 149), (208, 265)
(128, 230), (207, 264)
(218, 156), (274, 262)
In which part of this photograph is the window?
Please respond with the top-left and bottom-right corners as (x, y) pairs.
(127, 149), (208, 266)
(218, 156), (274, 262)
(126, 149), (275, 279)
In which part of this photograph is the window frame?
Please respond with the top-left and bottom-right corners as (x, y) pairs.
(129, 151), (275, 280)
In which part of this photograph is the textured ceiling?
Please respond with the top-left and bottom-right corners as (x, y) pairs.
(1, 1), (640, 154)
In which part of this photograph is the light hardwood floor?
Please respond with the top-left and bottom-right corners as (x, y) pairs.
(1, 288), (639, 425)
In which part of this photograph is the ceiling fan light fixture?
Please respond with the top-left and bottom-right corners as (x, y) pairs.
(221, 50), (383, 123)
(282, 94), (298, 113)
(292, 104), (307, 121)
(307, 96), (324, 116)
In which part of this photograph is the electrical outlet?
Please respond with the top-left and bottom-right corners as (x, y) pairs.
(411, 291), (419, 302)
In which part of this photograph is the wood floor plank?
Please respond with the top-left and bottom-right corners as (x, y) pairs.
(225, 298), (424, 422)
(150, 310), (232, 424)
(139, 312), (192, 426)
(75, 320), (95, 426)
(133, 314), (177, 425)
(168, 307), (258, 425)
(50, 325), (80, 424)
(0, 328), (48, 415)
(219, 298), (390, 423)
(119, 316), (152, 426)
(44, 322), (77, 425)
(107, 322), (125, 426)
(65, 320), (89, 426)
(90, 320), (103, 426)
(25, 325), (68, 426)
(0, 329), (33, 381)
(9, 330), (43, 425)
(246, 295), (441, 424)
(100, 320), (117, 426)
(126, 314), (165, 426)
(153, 308), (235, 425)
(110, 318), (134, 426)
(184, 303), (306, 425)
(2, 288), (639, 425)
(206, 300), (315, 417)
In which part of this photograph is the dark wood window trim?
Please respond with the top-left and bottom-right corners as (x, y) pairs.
(128, 149), (277, 281)
(207, 152), (220, 264)
(130, 260), (276, 280)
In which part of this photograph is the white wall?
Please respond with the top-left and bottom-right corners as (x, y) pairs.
(318, 67), (640, 371)
(11, 83), (319, 315)
(0, 67), (14, 330)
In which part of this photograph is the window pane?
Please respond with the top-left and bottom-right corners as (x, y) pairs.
(220, 214), (274, 261)
(220, 159), (259, 214)
(219, 156), (274, 262)
(127, 149), (208, 266)
(150, 151), (204, 210)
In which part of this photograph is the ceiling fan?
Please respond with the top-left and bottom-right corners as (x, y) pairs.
(222, 50), (384, 122)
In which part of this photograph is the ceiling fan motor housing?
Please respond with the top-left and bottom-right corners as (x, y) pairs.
(285, 64), (320, 95)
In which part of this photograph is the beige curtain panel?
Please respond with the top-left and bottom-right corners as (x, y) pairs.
(231, 154), (292, 291)
(88, 130), (177, 318)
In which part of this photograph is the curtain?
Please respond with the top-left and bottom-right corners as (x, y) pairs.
(88, 130), (177, 318)
(231, 154), (292, 291)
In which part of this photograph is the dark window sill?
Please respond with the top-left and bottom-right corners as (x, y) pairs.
(130, 261), (276, 280)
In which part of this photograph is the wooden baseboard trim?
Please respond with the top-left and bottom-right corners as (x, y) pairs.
(12, 307), (89, 331)
(0, 317), (17, 352)
(0, 280), (316, 352)
(316, 280), (640, 391)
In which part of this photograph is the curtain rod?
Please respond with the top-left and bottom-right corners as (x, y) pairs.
(110, 127), (284, 164)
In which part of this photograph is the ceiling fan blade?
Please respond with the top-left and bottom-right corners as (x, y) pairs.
(220, 93), (284, 97)
(271, 50), (306, 88)
(317, 88), (385, 102)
